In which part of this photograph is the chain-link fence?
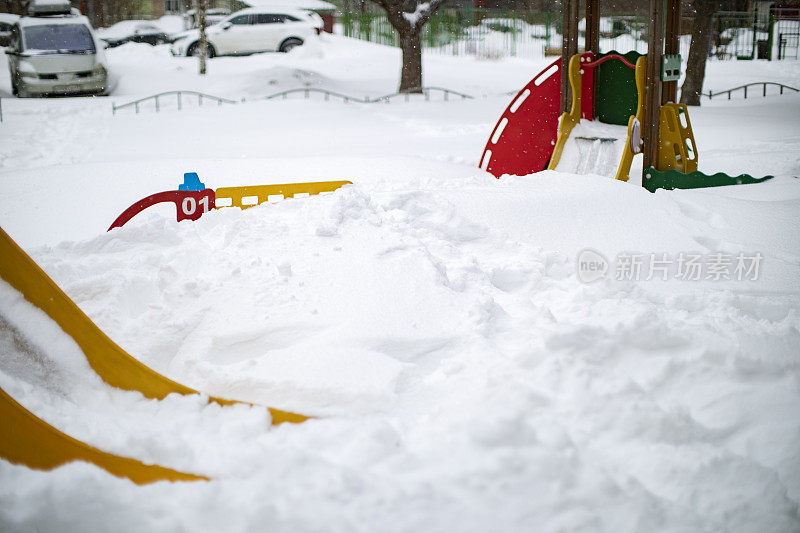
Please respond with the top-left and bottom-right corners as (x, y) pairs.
(337, 7), (800, 61)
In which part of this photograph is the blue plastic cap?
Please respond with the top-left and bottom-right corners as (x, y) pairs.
(179, 172), (206, 191)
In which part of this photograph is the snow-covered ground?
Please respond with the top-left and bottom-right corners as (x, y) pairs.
(0, 34), (799, 532)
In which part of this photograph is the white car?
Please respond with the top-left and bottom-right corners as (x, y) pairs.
(170, 8), (322, 57)
(97, 20), (173, 47)
(6, 9), (108, 97)
(183, 8), (231, 30)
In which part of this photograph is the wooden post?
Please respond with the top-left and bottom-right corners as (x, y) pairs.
(643, 0), (665, 171)
(585, 0), (600, 55)
(662, 0), (681, 104)
(560, 0), (579, 114)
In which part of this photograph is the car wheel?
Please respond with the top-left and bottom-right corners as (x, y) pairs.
(279, 38), (303, 53)
(187, 42), (215, 58)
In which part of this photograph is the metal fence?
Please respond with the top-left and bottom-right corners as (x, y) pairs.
(110, 87), (474, 116)
(337, 7), (800, 61)
(774, 8), (800, 60)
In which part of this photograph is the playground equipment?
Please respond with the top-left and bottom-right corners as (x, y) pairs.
(481, 0), (773, 191)
(109, 173), (351, 231)
(546, 51), (649, 182)
(0, 225), (308, 483)
(0, 386), (207, 484)
(2, 174), (351, 482)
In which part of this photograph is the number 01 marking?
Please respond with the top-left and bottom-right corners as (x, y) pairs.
(182, 197), (196, 216)
(181, 195), (211, 217)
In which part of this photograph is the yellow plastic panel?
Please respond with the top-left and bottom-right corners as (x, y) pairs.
(657, 103), (699, 173)
(215, 181), (352, 210)
(547, 54), (583, 171)
(614, 56), (647, 182)
(0, 226), (307, 425)
(0, 386), (206, 484)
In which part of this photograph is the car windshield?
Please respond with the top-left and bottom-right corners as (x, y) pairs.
(23, 24), (95, 53)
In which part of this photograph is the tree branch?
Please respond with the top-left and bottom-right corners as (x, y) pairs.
(407, 0), (446, 31)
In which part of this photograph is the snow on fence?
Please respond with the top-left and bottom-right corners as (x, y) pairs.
(250, 87), (473, 103)
(111, 87), (474, 115)
(111, 91), (238, 115)
(704, 82), (799, 100)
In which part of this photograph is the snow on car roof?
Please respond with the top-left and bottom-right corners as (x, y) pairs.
(232, 6), (324, 16)
(96, 19), (162, 39)
(240, 0), (336, 11)
(18, 14), (92, 28)
(0, 12), (20, 23)
(184, 8), (230, 15)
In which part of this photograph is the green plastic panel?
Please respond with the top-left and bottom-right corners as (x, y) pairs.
(643, 167), (774, 193)
(594, 50), (643, 126)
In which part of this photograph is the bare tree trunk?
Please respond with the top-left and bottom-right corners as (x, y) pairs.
(680, 0), (717, 106)
(191, 0), (208, 75)
(399, 30), (423, 93)
(371, 0), (445, 93)
(95, 0), (105, 27)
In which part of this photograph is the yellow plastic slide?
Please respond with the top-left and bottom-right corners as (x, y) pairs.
(0, 386), (207, 484)
(0, 225), (307, 481)
(0, 226), (306, 424)
(547, 54), (646, 182)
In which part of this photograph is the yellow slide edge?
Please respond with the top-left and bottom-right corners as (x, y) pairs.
(0, 226), (308, 425)
(614, 55), (647, 182)
(0, 385), (208, 484)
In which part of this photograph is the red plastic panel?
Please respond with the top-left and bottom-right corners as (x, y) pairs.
(580, 52), (595, 120)
(480, 54), (595, 178)
(108, 189), (216, 231)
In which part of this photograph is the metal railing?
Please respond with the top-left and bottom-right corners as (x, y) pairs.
(247, 86), (473, 103)
(112, 87), (474, 115)
(112, 91), (238, 115)
(704, 82), (799, 100)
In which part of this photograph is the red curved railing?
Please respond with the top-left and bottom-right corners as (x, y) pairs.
(582, 53), (637, 69)
(108, 189), (215, 231)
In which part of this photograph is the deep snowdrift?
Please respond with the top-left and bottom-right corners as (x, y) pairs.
(0, 34), (799, 533)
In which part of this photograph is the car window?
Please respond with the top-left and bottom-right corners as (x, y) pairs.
(229, 15), (251, 25)
(22, 24), (95, 53)
(0, 22), (12, 32)
(285, 15), (301, 22)
(255, 14), (286, 24)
